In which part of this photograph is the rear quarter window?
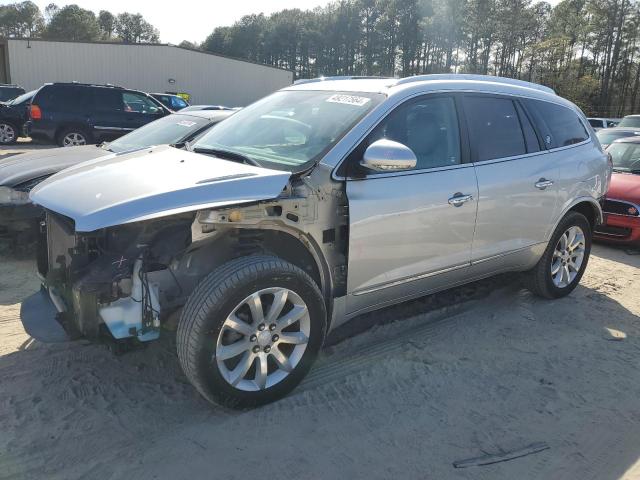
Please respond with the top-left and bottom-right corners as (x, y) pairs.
(526, 100), (589, 148)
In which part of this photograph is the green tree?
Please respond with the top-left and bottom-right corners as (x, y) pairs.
(44, 4), (100, 41)
(98, 10), (115, 40)
(114, 13), (159, 43)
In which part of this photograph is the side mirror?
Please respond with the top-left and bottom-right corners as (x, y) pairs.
(360, 139), (417, 172)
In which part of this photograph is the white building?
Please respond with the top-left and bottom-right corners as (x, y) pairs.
(0, 38), (293, 106)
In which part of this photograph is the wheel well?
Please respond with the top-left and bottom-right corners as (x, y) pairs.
(569, 201), (598, 230)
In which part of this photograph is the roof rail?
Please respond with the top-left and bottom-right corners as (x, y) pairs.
(294, 75), (391, 85)
(394, 74), (556, 95)
(49, 81), (124, 89)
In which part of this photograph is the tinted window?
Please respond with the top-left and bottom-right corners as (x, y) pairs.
(588, 119), (603, 128)
(527, 100), (589, 147)
(36, 86), (88, 112)
(618, 117), (640, 128)
(463, 96), (526, 161)
(0, 86), (25, 102)
(362, 96), (461, 170)
(92, 88), (124, 111)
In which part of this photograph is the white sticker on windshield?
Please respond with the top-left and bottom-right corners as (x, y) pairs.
(177, 120), (197, 127)
(326, 94), (371, 107)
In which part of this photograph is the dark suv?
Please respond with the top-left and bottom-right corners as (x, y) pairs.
(27, 83), (170, 147)
(0, 90), (35, 145)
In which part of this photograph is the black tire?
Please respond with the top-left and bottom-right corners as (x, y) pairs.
(525, 211), (592, 299)
(56, 127), (92, 147)
(0, 122), (18, 145)
(177, 255), (326, 409)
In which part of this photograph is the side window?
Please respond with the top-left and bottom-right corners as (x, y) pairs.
(92, 89), (124, 112)
(123, 92), (162, 114)
(172, 97), (188, 109)
(588, 119), (602, 128)
(526, 100), (589, 148)
(362, 96), (461, 171)
(463, 96), (526, 162)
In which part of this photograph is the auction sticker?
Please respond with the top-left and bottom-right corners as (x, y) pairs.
(326, 94), (371, 106)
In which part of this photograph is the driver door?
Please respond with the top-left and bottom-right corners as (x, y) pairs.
(345, 94), (478, 315)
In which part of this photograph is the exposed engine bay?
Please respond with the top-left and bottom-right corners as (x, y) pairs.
(38, 170), (348, 344)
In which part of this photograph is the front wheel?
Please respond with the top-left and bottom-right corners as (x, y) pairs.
(177, 256), (326, 408)
(525, 211), (592, 299)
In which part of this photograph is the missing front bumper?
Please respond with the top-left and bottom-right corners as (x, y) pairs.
(20, 287), (76, 343)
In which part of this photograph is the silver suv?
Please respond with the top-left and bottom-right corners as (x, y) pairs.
(23, 75), (610, 408)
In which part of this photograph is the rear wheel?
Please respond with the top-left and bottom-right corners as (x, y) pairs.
(526, 211), (592, 299)
(57, 127), (91, 147)
(0, 122), (17, 145)
(177, 256), (326, 408)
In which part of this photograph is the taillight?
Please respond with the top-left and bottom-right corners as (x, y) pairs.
(30, 104), (42, 120)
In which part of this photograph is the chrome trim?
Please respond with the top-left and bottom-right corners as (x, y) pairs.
(471, 243), (545, 265)
(93, 126), (135, 131)
(351, 262), (469, 296)
(535, 179), (554, 190)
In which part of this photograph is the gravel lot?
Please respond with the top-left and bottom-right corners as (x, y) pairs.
(0, 241), (639, 480)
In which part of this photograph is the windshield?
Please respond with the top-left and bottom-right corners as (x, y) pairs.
(193, 90), (384, 171)
(107, 114), (210, 153)
(607, 142), (640, 173)
(6, 90), (35, 106)
(618, 117), (640, 128)
(597, 130), (639, 145)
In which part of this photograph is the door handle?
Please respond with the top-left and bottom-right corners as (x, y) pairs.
(448, 193), (474, 207)
(535, 178), (554, 190)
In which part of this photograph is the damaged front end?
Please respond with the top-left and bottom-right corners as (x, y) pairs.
(23, 211), (193, 343)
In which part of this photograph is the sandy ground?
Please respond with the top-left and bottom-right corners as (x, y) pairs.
(0, 243), (640, 480)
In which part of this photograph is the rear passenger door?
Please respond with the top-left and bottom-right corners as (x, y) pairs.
(462, 94), (559, 263)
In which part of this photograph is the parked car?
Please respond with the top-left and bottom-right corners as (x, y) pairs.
(26, 83), (171, 147)
(0, 84), (26, 102)
(596, 127), (640, 148)
(0, 90), (35, 145)
(150, 93), (190, 111)
(0, 109), (234, 240)
(181, 105), (234, 112)
(587, 117), (620, 130)
(594, 136), (640, 245)
(617, 114), (640, 128)
(22, 74), (609, 408)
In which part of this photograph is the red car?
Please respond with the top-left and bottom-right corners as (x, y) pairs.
(594, 136), (640, 245)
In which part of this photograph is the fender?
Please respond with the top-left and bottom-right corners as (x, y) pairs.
(548, 195), (604, 241)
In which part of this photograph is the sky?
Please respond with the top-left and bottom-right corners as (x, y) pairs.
(26, 0), (332, 44)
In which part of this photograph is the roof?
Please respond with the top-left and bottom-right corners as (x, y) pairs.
(286, 74), (562, 104)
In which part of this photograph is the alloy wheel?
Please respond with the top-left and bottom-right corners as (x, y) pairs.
(215, 287), (311, 392)
(551, 225), (586, 288)
(62, 132), (87, 147)
(0, 123), (16, 143)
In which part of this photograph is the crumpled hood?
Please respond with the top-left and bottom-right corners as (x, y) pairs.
(30, 145), (291, 232)
(608, 172), (640, 204)
(0, 145), (112, 187)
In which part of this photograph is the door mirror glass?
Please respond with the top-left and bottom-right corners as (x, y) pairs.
(360, 139), (417, 172)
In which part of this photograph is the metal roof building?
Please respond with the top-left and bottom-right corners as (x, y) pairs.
(0, 38), (293, 106)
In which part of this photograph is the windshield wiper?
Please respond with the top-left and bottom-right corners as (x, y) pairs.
(191, 147), (261, 167)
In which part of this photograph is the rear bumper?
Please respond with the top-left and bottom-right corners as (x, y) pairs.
(20, 287), (76, 343)
(594, 213), (640, 245)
